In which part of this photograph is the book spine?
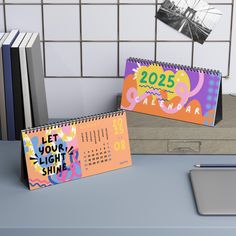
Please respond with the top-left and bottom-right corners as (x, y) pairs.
(19, 44), (33, 129)
(11, 47), (25, 140)
(2, 44), (15, 140)
(26, 34), (48, 127)
(0, 40), (8, 140)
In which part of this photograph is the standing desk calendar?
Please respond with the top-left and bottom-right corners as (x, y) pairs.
(121, 57), (222, 127)
(21, 110), (132, 190)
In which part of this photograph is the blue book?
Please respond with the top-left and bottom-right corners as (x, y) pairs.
(2, 30), (19, 140)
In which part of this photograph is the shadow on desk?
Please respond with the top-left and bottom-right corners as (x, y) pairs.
(1, 141), (28, 189)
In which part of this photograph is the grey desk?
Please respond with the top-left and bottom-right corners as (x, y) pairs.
(1, 141), (236, 236)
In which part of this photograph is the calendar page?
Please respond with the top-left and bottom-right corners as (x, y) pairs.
(78, 112), (131, 177)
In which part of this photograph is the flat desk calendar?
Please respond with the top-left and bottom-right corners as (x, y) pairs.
(121, 58), (222, 126)
(21, 111), (132, 190)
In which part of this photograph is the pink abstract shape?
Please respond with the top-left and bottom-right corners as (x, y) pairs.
(56, 149), (81, 183)
(69, 149), (82, 180)
(121, 87), (150, 110)
(189, 72), (204, 97)
(56, 169), (68, 182)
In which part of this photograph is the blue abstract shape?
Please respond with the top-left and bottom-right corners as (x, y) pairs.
(207, 95), (212, 101)
(209, 80), (214, 86)
(24, 146), (29, 153)
(208, 88), (213, 93)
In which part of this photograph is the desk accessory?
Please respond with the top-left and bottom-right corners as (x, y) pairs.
(0, 33), (9, 140)
(117, 94), (235, 155)
(121, 57), (222, 127)
(156, 0), (222, 44)
(21, 110), (132, 190)
(190, 169), (236, 215)
(2, 30), (19, 140)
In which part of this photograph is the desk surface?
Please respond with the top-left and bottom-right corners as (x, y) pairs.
(1, 141), (236, 236)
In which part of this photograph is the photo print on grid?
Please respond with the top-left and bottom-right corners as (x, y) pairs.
(156, 0), (222, 44)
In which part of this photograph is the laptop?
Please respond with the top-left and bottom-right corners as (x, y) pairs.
(190, 169), (236, 215)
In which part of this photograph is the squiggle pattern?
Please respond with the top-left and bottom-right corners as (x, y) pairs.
(29, 178), (50, 185)
(29, 182), (51, 188)
(145, 91), (168, 102)
(122, 72), (205, 114)
(29, 178), (51, 188)
(139, 84), (174, 94)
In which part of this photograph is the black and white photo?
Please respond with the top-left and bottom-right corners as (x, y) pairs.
(156, 0), (222, 44)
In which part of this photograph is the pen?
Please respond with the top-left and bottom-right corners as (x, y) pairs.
(194, 164), (236, 168)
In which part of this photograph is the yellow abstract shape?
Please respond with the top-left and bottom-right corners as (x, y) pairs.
(28, 149), (34, 157)
(25, 140), (31, 148)
(135, 65), (190, 101)
(173, 70), (190, 99)
(35, 165), (42, 172)
(23, 133), (44, 174)
(53, 125), (76, 142)
(22, 132), (27, 140)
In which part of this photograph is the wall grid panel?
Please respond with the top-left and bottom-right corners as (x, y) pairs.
(0, 0), (234, 79)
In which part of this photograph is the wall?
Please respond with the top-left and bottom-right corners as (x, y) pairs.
(0, 0), (235, 118)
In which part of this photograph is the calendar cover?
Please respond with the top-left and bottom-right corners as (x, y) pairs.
(21, 111), (132, 190)
(121, 58), (222, 127)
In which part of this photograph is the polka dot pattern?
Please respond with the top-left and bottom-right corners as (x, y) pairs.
(203, 73), (221, 126)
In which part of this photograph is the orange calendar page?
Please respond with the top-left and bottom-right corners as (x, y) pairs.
(21, 111), (132, 190)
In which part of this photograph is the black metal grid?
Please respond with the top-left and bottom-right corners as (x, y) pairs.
(0, 0), (234, 79)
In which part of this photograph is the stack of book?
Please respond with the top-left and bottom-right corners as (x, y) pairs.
(0, 30), (48, 140)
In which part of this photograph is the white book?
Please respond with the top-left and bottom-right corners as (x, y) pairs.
(0, 33), (9, 140)
(26, 33), (48, 126)
(12, 32), (26, 48)
(19, 33), (33, 129)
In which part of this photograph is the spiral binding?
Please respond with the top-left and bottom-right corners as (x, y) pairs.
(23, 110), (125, 134)
(128, 57), (220, 75)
